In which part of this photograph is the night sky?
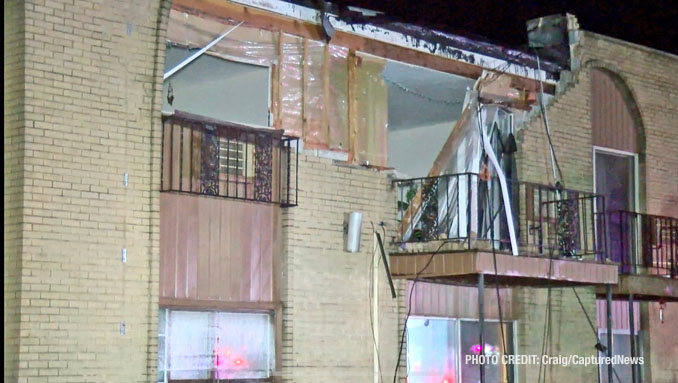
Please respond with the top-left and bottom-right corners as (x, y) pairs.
(330, 0), (678, 55)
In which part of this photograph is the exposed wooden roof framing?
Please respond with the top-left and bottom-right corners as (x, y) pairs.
(172, 0), (556, 94)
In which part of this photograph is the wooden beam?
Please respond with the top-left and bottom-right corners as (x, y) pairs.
(159, 297), (280, 311)
(172, 0), (555, 93)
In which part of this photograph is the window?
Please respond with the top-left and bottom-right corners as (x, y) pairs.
(406, 317), (514, 383)
(219, 138), (255, 178)
(158, 309), (275, 382)
(598, 330), (642, 383)
(163, 46), (271, 127)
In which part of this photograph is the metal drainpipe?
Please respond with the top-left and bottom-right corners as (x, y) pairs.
(629, 294), (637, 383)
(373, 234), (380, 383)
(605, 284), (612, 383)
(478, 273), (485, 383)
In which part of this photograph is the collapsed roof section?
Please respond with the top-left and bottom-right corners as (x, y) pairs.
(165, 0), (561, 169)
(172, 0), (570, 92)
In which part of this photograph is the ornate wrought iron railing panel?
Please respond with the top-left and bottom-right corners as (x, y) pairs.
(161, 112), (298, 207)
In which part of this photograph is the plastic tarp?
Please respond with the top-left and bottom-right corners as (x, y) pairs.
(354, 53), (389, 167)
(166, 10), (388, 165)
(280, 34), (304, 137)
(328, 46), (350, 150)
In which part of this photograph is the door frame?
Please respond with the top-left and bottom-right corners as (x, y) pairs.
(592, 145), (640, 213)
(593, 146), (641, 269)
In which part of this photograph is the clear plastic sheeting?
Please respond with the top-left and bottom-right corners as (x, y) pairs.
(354, 53), (389, 167)
(164, 309), (274, 380)
(166, 10), (389, 166)
(302, 39), (327, 148)
(328, 46), (349, 151)
(280, 34), (304, 137)
(166, 10), (277, 66)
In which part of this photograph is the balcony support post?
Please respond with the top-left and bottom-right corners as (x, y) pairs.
(605, 283), (613, 383)
(629, 293), (638, 383)
(478, 273), (485, 383)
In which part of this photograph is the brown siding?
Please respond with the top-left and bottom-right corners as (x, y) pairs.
(591, 68), (638, 152)
(597, 299), (641, 331)
(407, 282), (514, 320)
(160, 193), (279, 303)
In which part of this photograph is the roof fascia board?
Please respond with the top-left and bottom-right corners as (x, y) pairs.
(229, 0), (557, 85)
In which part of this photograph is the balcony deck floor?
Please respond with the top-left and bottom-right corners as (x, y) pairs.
(595, 274), (678, 301)
(390, 249), (619, 288)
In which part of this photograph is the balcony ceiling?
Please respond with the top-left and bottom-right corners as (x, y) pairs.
(385, 60), (474, 131)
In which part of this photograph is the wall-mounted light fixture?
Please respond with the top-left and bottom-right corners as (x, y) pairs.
(345, 212), (362, 253)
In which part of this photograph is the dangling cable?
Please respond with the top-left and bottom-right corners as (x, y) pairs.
(533, 50), (564, 186)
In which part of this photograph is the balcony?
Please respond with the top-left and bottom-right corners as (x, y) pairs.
(597, 211), (678, 301)
(389, 173), (618, 287)
(162, 111), (298, 206)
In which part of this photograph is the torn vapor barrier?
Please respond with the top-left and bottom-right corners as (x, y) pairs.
(165, 9), (388, 166)
(397, 73), (520, 254)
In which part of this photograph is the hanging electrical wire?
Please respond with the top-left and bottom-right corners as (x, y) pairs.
(382, 76), (465, 106)
(369, 222), (386, 383)
(392, 240), (450, 383)
(530, 49), (624, 383)
(533, 50), (564, 186)
(474, 100), (509, 358)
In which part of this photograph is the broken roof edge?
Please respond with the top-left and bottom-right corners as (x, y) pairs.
(225, 0), (560, 84)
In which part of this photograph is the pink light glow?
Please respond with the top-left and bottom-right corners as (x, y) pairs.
(469, 344), (496, 355)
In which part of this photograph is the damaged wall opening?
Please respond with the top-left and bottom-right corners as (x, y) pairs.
(386, 60), (475, 178)
(163, 45), (271, 127)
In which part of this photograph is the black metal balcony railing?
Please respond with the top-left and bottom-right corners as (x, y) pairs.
(162, 112), (298, 206)
(395, 173), (480, 244)
(605, 211), (678, 278)
(394, 173), (607, 260)
(521, 182), (606, 259)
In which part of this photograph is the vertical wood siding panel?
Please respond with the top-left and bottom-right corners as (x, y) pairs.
(218, 198), (232, 301)
(160, 193), (278, 303)
(175, 196), (190, 299)
(407, 282), (514, 320)
(197, 197), (211, 300)
(185, 196), (199, 299)
(160, 194), (177, 298)
(250, 205), (263, 302)
(260, 206), (275, 301)
(591, 69), (638, 152)
(239, 203), (253, 301)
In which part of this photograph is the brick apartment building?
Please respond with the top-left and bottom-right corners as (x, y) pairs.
(4, 1), (678, 383)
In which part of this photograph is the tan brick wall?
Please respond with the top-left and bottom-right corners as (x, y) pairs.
(6, 1), (678, 382)
(281, 154), (401, 383)
(5, 1), (27, 381)
(644, 301), (678, 383)
(5, 0), (170, 381)
(515, 31), (678, 382)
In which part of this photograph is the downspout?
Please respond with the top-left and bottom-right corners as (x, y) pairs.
(372, 233), (380, 383)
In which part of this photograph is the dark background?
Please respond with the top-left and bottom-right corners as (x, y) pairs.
(328, 0), (678, 55)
